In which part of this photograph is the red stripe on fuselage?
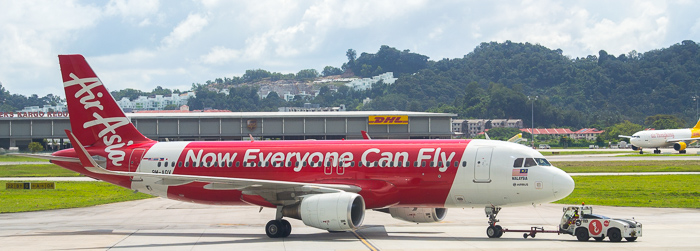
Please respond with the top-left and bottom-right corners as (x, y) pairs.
(169, 139), (470, 208)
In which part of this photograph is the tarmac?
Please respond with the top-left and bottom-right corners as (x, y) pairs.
(1, 198), (699, 250)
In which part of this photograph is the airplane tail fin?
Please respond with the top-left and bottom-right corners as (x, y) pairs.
(59, 55), (153, 147)
(694, 118), (700, 130)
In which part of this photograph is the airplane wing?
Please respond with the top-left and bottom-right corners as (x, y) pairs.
(62, 130), (360, 205)
(665, 138), (700, 143)
(618, 135), (632, 138)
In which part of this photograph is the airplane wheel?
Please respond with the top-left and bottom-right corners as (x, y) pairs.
(280, 219), (292, 237)
(487, 226), (502, 238)
(486, 226), (498, 238)
(594, 237), (604, 242)
(266, 220), (283, 238)
(639, 150), (643, 154)
(495, 225), (503, 237)
(680, 150), (687, 154)
(625, 237), (637, 242)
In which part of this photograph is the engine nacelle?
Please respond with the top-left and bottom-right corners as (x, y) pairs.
(387, 207), (447, 223)
(674, 142), (687, 151)
(282, 192), (365, 231)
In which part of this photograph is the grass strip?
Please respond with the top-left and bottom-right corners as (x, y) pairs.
(554, 175), (700, 208)
(0, 155), (49, 162)
(0, 164), (81, 177)
(552, 160), (700, 173)
(0, 181), (153, 213)
(539, 151), (631, 156)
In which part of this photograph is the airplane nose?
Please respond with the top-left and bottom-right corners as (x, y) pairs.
(552, 168), (575, 200)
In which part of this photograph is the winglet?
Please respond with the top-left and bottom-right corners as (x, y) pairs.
(64, 129), (111, 175)
(361, 130), (372, 140)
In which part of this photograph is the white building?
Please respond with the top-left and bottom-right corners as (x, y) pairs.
(17, 104), (67, 113)
(345, 72), (397, 91)
(116, 92), (195, 111)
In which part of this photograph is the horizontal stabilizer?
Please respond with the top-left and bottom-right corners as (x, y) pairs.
(7, 153), (80, 163)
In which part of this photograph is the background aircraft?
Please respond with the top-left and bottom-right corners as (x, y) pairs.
(619, 119), (700, 154)
(18, 55), (574, 238)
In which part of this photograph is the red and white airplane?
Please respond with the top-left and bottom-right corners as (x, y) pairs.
(22, 55), (575, 238)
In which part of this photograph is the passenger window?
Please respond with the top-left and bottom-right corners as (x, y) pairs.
(430, 161), (435, 167)
(236, 161), (240, 167)
(157, 162), (161, 167)
(178, 162), (182, 167)
(414, 161), (419, 167)
(422, 161), (426, 167)
(524, 158), (537, 167)
(462, 161), (467, 167)
(164, 162), (168, 167)
(453, 161), (458, 167)
(172, 161), (175, 167)
(287, 161), (292, 167)
(358, 161), (363, 167)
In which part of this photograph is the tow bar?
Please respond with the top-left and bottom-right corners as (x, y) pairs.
(502, 227), (561, 239)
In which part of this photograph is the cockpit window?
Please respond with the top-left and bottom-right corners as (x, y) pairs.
(535, 158), (551, 166)
(524, 158), (537, 167)
(513, 158), (523, 167)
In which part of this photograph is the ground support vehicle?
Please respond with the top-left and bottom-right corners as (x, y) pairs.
(559, 205), (642, 242)
(486, 205), (642, 242)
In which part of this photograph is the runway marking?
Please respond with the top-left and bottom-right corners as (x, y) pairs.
(352, 230), (379, 251)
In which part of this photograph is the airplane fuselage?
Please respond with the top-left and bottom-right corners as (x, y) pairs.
(54, 139), (572, 209)
(630, 128), (699, 148)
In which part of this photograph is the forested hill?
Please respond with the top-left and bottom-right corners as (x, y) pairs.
(185, 41), (699, 128)
(358, 40), (700, 128)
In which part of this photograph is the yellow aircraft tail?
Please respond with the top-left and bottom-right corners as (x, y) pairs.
(694, 118), (700, 130)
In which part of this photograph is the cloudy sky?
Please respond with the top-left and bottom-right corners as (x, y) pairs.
(1, 0), (699, 97)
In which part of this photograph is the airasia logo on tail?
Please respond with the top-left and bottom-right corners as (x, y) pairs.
(368, 115), (409, 125)
(65, 73), (131, 166)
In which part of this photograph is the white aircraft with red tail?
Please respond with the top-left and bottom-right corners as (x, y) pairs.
(19, 55), (575, 238)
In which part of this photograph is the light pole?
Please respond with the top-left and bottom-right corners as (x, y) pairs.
(528, 95), (538, 148)
(693, 95), (699, 119)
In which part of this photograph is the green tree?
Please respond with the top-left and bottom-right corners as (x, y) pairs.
(600, 121), (643, 143)
(28, 142), (44, 153)
(645, 114), (684, 129)
(296, 69), (319, 80)
(322, 66), (343, 76)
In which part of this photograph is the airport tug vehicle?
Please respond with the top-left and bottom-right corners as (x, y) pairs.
(559, 204), (642, 242)
(487, 204), (642, 242)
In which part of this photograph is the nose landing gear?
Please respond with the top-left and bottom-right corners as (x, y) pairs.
(485, 206), (503, 238)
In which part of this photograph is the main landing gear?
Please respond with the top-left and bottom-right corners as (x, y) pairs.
(485, 206), (503, 238)
(266, 206), (292, 238)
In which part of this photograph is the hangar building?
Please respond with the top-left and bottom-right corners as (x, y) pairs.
(0, 111), (456, 150)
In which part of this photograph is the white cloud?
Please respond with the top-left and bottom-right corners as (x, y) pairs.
(105, 0), (160, 19)
(0, 0), (102, 94)
(200, 46), (241, 64)
(160, 13), (209, 49)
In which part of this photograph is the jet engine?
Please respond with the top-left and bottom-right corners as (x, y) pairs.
(282, 192), (365, 231)
(383, 207), (447, 223)
(674, 142), (687, 151)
